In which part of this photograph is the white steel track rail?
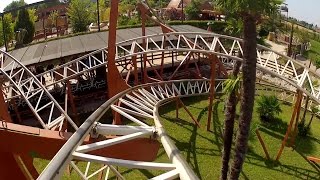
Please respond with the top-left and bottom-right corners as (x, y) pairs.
(0, 50), (78, 130)
(2, 32), (320, 104)
(38, 78), (320, 180)
(38, 79), (218, 180)
(2, 32), (320, 179)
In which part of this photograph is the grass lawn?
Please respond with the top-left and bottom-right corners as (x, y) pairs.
(304, 40), (320, 64)
(34, 93), (320, 179)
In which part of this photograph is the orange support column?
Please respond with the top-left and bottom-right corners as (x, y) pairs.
(107, 0), (129, 125)
(131, 55), (139, 85)
(276, 90), (302, 161)
(290, 93), (303, 147)
(255, 129), (270, 160)
(207, 55), (217, 131)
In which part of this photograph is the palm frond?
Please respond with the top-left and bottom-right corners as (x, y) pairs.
(223, 75), (242, 94)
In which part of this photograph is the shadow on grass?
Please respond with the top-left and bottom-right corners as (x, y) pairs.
(156, 95), (320, 179)
(260, 117), (288, 135)
(295, 135), (319, 155)
(258, 119), (318, 155)
(210, 100), (223, 151)
(158, 98), (224, 179)
(246, 151), (320, 180)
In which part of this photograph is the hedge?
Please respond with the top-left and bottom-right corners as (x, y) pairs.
(168, 20), (227, 33)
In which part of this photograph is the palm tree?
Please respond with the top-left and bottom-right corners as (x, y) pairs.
(220, 15), (244, 180)
(220, 60), (241, 180)
(216, 0), (283, 179)
(256, 95), (282, 122)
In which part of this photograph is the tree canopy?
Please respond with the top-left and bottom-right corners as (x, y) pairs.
(67, 0), (94, 33)
(216, 0), (283, 19)
(49, 10), (59, 27)
(4, 0), (27, 12)
(0, 14), (15, 47)
(14, 8), (35, 44)
(185, 0), (202, 20)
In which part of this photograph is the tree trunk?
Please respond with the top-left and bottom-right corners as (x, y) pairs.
(220, 61), (241, 180)
(229, 14), (257, 180)
(301, 96), (309, 125)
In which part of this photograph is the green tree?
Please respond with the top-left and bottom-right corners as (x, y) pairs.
(0, 14), (14, 47)
(216, 0), (283, 179)
(14, 8), (35, 44)
(185, 0), (201, 20)
(28, 9), (38, 23)
(224, 17), (244, 37)
(67, 0), (94, 33)
(3, 0), (27, 17)
(49, 10), (59, 28)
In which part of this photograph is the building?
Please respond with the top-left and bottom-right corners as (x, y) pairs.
(164, 0), (223, 20)
(34, 4), (69, 40)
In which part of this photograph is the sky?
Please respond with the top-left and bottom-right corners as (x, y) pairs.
(285, 0), (320, 26)
(0, 0), (319, 26)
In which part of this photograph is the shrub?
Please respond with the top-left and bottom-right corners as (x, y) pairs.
(256, 95), (282, 122)
(168, 20), (227, 33)
(298, 122), (310, 137)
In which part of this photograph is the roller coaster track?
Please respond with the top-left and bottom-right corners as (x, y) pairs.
(2, 32), (320, 101)
(0, 51), (78, 130)
(1, 32), (320, 179)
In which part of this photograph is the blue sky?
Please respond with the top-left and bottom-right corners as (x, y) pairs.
(0, 0), (319, 26)
(285, 0), (320, 26)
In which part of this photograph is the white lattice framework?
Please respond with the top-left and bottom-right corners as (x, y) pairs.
(39, 79), (223, 180)
(0, 50), (78, 130)
(2, 32), (320, 104)
(2, 32), (320, 179)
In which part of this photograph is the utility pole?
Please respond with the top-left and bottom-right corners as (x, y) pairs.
(287, 23), (294, 57)
(96, 0), (101, 32)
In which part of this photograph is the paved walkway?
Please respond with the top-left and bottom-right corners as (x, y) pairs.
(265, 39), (320, 75)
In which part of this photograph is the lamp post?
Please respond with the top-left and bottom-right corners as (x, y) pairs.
(287, 22), (294, 57)
(280, 3), (294, 57)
